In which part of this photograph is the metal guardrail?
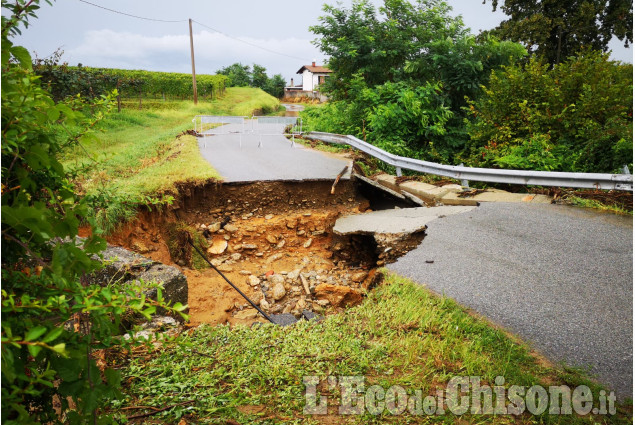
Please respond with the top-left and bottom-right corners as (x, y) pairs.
(307, 132), (633, 191)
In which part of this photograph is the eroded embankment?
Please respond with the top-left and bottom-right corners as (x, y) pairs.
(101, 180), (427, 326)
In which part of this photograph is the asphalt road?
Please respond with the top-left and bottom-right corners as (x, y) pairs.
(198, 120), (351, 182)
(388, 202), (633, 399)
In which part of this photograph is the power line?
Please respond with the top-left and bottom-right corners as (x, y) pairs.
(191, 20), (312, 63)
(76, 0), (314, 63)
(77, 0), (187, 23)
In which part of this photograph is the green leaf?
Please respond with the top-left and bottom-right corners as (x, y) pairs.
(51, 343), (67, 356)
(25, 325), (47, 342)
(47, 106), (61, 122)
(104, 368), (122, 387)
(42, 327), (63, 343)
(171, 302), (187, 312)
(10, 46), (32, 70)
(28, 344), (43, 357)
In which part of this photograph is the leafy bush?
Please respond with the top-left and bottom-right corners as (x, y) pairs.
(465, 51), (633, 172)
(1, 2), (183, 422)
(304, 0), (526, 164)
(303, 79), (452, 162)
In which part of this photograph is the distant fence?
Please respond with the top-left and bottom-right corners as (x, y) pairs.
(251, 116), (302, 148)
(192, 115), (302, 148)
(192, 115), (247, 134)
(306, 132), (633, 191)
(251, 116), (302, 133)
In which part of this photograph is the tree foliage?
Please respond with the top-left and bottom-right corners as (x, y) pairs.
(305, 0), (525, 163)
(217, 62), (286, 98)
(1, 1), (183, 422)
(217, 62), (252, 87)
(465, 51), (633, 172)
(311, 0), (467, 99)
(483, 0), (633, 64)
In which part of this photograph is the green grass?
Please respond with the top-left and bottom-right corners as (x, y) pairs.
(108, 272), (630, 424)
(567, 196), (633, 215)
(296, 137), (351, 154)
(61, 87), (280, 232)
(218, 86), (283, 116)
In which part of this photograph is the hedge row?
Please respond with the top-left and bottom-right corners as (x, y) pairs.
(34, 64), (227, 102)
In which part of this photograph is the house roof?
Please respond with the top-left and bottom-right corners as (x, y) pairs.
(296, 65), (333, 74)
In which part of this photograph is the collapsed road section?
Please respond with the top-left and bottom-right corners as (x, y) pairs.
(102, 178), (478, 326)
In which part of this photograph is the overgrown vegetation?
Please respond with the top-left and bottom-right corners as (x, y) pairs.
(302, 0), (633, 175)
(107, 272), (630, 423)
(465, 51), (633, 173)
(1, 2), (185, 423)
(303, 0), (527, 166)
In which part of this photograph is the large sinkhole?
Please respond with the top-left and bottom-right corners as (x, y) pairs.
(107, 179), (428, 326)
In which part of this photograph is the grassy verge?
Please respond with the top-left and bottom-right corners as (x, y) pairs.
(565, 195), (633, 215)
(61, 87), (280, 232)
(109, 272), (629, 424)
(221, 86), (284, 116)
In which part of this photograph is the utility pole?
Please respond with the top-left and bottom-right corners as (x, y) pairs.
(189, 18), (198, 104)
(556, 25), (563, 64)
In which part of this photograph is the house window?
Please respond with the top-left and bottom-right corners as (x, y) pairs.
(318, 75), (326, 85)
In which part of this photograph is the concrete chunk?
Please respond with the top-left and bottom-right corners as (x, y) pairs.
(354, 173), (406, 200)
(89, 244), (188, 321)
(333, 206), (476, 235)
(137, 264), (188, 312)
(374, 174), (401, 192)
(438, 192), (480, 206)
(401, 190), (427, 206)
(400, 181), (453, 201)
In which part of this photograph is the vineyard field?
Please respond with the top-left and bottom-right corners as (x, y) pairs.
(34, 63), (228, 102)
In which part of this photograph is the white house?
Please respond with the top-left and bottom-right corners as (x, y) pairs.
(296, 61), (332, 92)
(284, 61), (332, 101)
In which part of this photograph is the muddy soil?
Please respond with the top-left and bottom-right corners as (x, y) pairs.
(96, 180), (423, 327)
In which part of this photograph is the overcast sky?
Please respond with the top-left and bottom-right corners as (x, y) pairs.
(7, 0), (633, 84)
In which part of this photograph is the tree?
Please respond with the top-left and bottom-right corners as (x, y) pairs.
(251, 64), (268, 89)
(311, 0), (469, 100)
(306, 0), (526, 161)
(216, 63), (286, 98)
(464, 51), (633, 172)
(482, 0), (633, 64)
(264, 74), (286, 98)
(217, 62), (251, 87)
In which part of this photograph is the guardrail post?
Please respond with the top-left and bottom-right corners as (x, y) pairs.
(623, 165), (631, 175)
(395, 167), (402, 177)
(459, 163), (470, 190)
